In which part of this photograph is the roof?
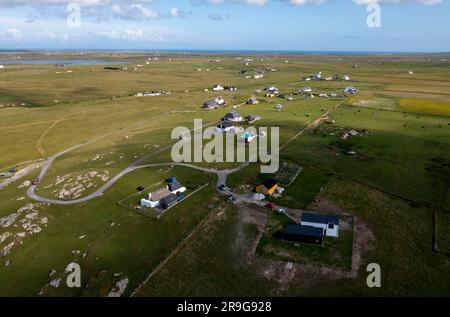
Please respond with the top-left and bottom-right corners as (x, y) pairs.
(284, 224), (324, 238)
(151, 188), (172, 202)
(168, 181), (183, 192)
(203, 99), (217, 107)
(302, 213), (340, 225)
(224, 112), (241, 119)
(262, 178), (278, 189)
(160, 193), (178, 205)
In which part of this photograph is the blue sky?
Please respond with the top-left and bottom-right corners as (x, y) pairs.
(0, 0), (448, 52)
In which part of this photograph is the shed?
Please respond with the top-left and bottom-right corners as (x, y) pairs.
(282, 224), (323, 246)
(256, 178), (279, 195)
(160, 193), (178, 209)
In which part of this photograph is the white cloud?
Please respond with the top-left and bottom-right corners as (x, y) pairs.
(0, 28), (24, 40)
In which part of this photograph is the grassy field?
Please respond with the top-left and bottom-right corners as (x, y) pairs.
(1, 51), (449, 297)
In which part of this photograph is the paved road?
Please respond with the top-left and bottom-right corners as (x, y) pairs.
(0, 162), (44, 190)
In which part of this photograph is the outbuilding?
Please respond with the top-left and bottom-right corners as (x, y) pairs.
(160, 193), (178, 210)
(282, 224), (323, 246)
(256, 178), (279, 196)
(247, 97), (259, 105)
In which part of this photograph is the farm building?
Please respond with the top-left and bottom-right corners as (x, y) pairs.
(246, 115), (261, 123)
(247, 97), (259, 105)
(301, 213), (340, 238)
(202, 97), (225, 109)
(222, 112), (243, 123)
(212, 85), (224, 91)
(282, 224), (323, 246)
(256, 178), (279, 195)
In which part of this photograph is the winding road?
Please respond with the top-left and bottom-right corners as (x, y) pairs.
(23, 101), (342, 205)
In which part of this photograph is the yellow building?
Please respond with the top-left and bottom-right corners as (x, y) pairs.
(256, 179), (279, 196)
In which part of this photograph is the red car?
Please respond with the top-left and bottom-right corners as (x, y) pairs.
(265, 203), (274, 210)
(32, 178), (39, 186)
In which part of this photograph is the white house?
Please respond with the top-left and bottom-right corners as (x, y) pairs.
(141, 188), (171, 208)
(300, 86), (312, 94)
(312, 71), (322, 80)
(301, 213), (340, 238)
(266, 86), (279, 94)
(215, 96), (225, 105)
(140, 181), (186, 208)
(222, 112), (243, 123)
(0, 65), (4, 69)
(212, 85), (225, 91)
(343, 86), (358, 94)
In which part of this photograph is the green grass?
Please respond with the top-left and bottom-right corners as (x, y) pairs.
(1, 52), (450, 297)
(273, 167), (330, 209)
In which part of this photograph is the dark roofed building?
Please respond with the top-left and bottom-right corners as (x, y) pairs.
(203, 99), (218, 109)
(282, 224), (324, 246)
(160, 193), (178, 210)
(302, 213), (339, 226)
(168, 181), (183, 192)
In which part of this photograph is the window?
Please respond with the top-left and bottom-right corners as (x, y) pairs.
(328, 223), (335, 230)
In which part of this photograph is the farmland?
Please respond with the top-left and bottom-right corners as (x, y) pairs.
(0, 51), (449, 297)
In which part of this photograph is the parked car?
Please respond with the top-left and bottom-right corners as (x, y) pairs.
(276, 208), (286, 214)
(9, 167), (17, 173)
(265, 203), (274, 210)
(218, 184), (227, 191)
(32, 178), (39, 186)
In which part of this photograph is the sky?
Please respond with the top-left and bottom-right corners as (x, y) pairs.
(0, 0), (449, 52)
